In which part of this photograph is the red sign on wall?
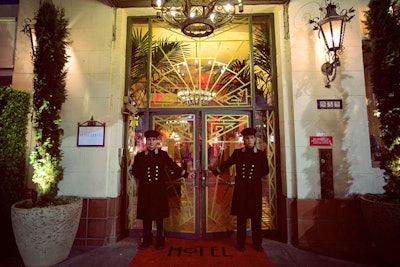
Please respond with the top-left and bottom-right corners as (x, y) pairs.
(310, 136), (333, 146)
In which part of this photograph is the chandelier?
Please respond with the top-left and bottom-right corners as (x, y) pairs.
(177, 89), (216, 105)
(151, 0), (244, 38)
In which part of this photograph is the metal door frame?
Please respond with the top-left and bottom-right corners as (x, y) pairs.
(148, 109), (253, 239)
(149, 110), (201, 239)
(200, 110), (252, 238)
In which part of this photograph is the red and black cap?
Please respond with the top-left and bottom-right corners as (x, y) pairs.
(144, 130), (160, 138)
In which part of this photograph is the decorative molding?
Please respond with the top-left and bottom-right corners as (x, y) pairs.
(106, 0), (290, 8)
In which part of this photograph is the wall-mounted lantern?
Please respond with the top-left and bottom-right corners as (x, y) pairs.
(22, 18), (36, 57)
(310, 1), (355, 88)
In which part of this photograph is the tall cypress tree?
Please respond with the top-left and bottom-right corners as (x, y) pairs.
(30, 1), (70, 204)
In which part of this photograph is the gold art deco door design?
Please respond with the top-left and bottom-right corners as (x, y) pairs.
(125, 111), (277, 236)
(126, 15), (278, 237)
(204, 114), (273, 236)
(152, 114), (197, 234)
(126, 114), (198, 236)
(129, 17), (252, 108)
(255, 110), (277, 230)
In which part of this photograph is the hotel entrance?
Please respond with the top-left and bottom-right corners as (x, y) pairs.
(126, 111), (276, 239)
(124, 14), (278, 239)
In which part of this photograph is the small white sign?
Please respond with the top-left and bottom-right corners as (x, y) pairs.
(77, 125), (105, 147)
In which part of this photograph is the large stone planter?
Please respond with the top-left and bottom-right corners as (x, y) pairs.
(11, 196), (83, 267)
(360, 194), (400, 266)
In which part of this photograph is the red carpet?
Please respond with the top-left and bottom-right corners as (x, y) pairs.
(129, 237), (272, 267)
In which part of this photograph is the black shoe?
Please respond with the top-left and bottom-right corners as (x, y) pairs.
(237, 245), (245, 252)
(156, 241), (164, 250)
(138, 241), (151, 250)
(254, 245), (263, 252)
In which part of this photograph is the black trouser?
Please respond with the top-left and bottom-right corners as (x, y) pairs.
(142, 219), (165, 243)
(236, 215), (262, 247)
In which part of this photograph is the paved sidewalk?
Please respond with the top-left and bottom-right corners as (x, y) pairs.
(1, 237), (385, 267)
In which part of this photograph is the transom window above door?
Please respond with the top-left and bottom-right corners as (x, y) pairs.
(129, 16), (275, 109)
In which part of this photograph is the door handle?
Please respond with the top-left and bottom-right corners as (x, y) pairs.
(200, 170), (207, 187)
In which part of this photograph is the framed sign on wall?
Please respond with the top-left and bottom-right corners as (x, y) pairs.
(77, 117), (105, 147)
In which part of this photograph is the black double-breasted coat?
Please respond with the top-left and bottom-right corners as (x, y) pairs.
(216, 147), (269, 218)
(131, 148), (186, 220)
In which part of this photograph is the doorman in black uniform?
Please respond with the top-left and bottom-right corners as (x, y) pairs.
(212, 127), (269, 252)
(131, 130), (192, 250)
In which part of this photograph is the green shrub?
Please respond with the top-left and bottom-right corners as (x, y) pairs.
(0, 86), (30, 254)
(365, 0), (400, 203)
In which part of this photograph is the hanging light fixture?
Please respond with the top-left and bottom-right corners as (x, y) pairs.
(309, 1), (355, 88)
(177, 88), (216, 105)
(152, 0), (244, 38)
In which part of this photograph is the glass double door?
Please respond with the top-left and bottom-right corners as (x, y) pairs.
(145, 111), (268, 239)
(127, 110), (274, 239)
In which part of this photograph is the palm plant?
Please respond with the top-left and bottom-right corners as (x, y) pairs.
(254, 23), (273, 101)
(130, 28), (149, 86)
(215, 23), (272, 103)
(130, 28), (189, 106)
(217, 59), (251, 96)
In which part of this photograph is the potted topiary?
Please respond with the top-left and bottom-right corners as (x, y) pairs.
(359, 0), (400, 265)
(10, 2), (82, 267)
